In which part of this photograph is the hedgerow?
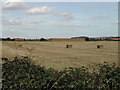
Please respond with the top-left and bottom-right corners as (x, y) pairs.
(2, 57), (120, 89)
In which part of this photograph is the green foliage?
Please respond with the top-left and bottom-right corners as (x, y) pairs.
(2, 58), (120, 89)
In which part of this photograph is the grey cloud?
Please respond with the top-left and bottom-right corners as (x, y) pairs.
(30, 20), (47, 24)
(2, 29), (27, 38)
(56, 12), (74, 20)
(26, 6), (56, 15)
(91, 14), (108, 19)
(60, 23), (97, 28)
(3, 19), (23, 25)
(2, 1), (27, 10)
(24, 26), (33, 29)
(111, 20), (120, 24)
(83, 4), (92, 8)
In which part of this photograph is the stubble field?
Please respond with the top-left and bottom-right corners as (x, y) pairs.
(1, 41), (119, 69)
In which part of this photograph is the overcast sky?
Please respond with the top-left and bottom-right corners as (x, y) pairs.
(1, 1), (119, 39)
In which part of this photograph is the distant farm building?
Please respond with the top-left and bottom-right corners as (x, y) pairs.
(110, 38), (120, 41)
(15, 38), (25, 41)
(49, 38), (86, 42)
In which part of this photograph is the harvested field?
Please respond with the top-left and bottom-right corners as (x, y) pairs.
(1, 41), (119, 69)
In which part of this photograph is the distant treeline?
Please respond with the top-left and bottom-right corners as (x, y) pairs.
(88, 37), (120, 41)
(0, 37), (48, 41)
(1, 37), (120, 41)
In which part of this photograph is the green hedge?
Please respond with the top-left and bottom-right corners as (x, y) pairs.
(2, 58), (120, 89)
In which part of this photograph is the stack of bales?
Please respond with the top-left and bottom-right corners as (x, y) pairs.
(49, 38), (85, 42)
